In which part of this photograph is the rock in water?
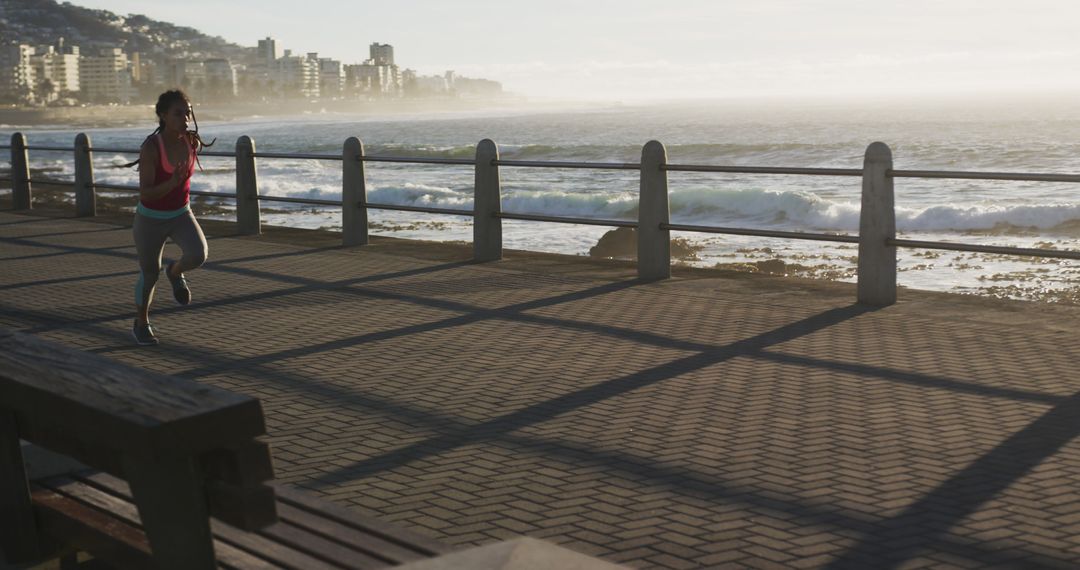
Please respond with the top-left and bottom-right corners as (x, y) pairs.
(754, 259), (787, 274)
(589, 228), (703, 261)
(589, 227), (637, 259)
(672, 238), (702, 261)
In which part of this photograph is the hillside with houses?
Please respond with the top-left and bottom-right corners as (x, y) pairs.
(0, 0), (502, 106)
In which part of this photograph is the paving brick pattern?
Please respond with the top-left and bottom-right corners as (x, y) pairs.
(3, 211), (1080, 569)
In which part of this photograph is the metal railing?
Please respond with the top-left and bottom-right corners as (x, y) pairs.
(4, 132), (1078, 305)
(495, 159), (640, 170)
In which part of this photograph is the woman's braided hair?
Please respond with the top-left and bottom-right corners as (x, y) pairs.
(123, 89), (215, 169)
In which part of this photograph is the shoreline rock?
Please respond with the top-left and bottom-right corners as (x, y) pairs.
(588, 227), (703, 261)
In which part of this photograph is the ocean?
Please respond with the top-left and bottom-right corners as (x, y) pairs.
(9, 100), (1080, 302)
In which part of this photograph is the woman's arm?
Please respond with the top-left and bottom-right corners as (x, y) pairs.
(138, 139), (189, 202)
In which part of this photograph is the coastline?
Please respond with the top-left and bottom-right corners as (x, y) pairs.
(0, 97), (609, 129)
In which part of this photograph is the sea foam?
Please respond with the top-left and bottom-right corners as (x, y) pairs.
(267, 184), (1080, 234)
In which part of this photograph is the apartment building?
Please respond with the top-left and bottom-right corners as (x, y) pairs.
(80, 47), (134, 103)
(29, 44), (81, 103)
(276, 50), (320, 99)
(0, 44), (36, 103)
(318, 58), (344, 98)
(205, 58), (238, 98)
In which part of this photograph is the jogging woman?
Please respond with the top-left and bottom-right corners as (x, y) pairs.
(129, 89), (214, 345)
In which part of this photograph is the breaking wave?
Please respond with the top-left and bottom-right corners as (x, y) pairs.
(269, 184), (1080, 233)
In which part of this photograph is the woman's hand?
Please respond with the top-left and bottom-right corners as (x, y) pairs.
(170, 157), (191, 184)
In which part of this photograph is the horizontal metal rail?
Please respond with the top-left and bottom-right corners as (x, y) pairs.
(365, 202), (474, 216)
(253, 152), (337, 160)
(85, 185), (238, 201)
(86, 146), (138, 154)
(363, 156), (475, 166)
(495, 159), (640, 171)
(91, 182), (138, 192)
(27, 177), (76, 187)
(92, 185), (236, 199)
(665, 164), (863, 177)
(498, 212), (638, 228)
(662, 222), (861, 244)
(22, 146), (71, 152)
(88, 147), (237, 158)
(190, 190), (237, 199)
(80, 150), (477, 164)
(258, 195), (340, 206)
(889, 238), (1080, 260)
(891, 169), (1080, 183)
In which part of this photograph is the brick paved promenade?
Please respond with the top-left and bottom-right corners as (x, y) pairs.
(3, 210), (1080, 569)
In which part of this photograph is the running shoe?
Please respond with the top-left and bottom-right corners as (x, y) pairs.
(166, 259), (191, 305)
(132, 319), (159, 346)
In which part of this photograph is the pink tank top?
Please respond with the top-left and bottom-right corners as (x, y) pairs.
(141, 133), (194, 211)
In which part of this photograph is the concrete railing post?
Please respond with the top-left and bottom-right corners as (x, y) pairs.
(74, 133), (95, 217)
(638, 140), (671, 280)
(473, 139), (502, 262)
(235, 135), (260, 235)
(11, 132), (31, 210)
(857, 142), (896, 305)
(342, 137), (367, 246)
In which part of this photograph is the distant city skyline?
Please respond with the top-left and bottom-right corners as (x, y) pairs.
(63, 0), (1080, 102)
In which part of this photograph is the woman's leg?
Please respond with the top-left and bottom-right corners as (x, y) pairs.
(163, 211), (208, 308)
(132, 213), (170, 324)
(167, 211), (208, 276)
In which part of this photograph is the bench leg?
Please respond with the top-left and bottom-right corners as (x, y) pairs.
(0, 411), (41, 564)
(123, 455), (216, 570)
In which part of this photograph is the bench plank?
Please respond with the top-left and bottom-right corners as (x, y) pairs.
(31, 487), (153, 569)
(0, 329), (266, 462)
(36, 476), (277, 570)
(72, 469), (454, 568)
(79, 470), (341, 570)
(259, 521), (389, 569)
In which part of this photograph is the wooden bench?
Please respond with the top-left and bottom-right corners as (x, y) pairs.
(0, 329), (450, 569)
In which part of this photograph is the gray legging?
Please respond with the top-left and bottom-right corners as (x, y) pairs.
(133, 210), (208, 310)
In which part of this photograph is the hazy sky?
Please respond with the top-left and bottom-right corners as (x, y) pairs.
(68, 0), (1080, 101)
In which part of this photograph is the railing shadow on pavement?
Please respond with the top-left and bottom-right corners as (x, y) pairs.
(3, 219), (1077, 568)
(823, 386), (1080, 570)
(5, 285), (1072, 568)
